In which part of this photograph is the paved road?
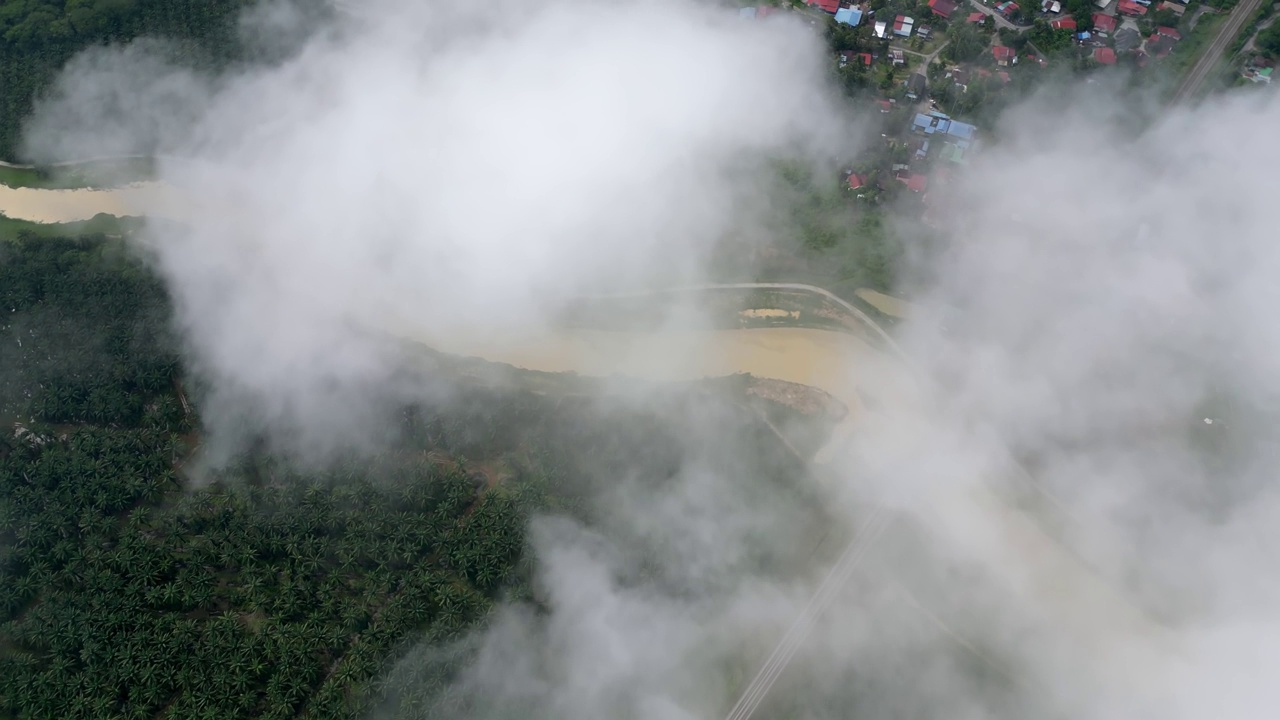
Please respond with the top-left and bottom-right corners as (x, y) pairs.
(1172, 0), (1265, 104)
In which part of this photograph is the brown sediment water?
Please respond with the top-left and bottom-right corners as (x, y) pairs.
(0, 181), (179, 223)
(854, 287), (913, 319)
(2, 181), (1182, 692)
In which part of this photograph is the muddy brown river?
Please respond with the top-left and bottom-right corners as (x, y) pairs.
(1, 181), (1184, 704)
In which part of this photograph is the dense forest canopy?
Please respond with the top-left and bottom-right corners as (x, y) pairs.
(0, 0), (260, 160)
(0, 233), (832, 719)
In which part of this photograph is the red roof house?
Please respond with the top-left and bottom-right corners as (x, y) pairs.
(928, 0), (959, 17)
(997, 70), (1011, 83)
(1094, 47), (1117, 64)
(1117, 0), (1147, 15)
(877, 99), (893, 112)
(992, 45), (1015, 65)
(1156, 26), (1182, 40)
(1050, 17), (1077, 30)
(848, 173), (865, 190)
(906, 174), (928, 193)
(968, 11), (987, 22)
(1092, 13), (1117, 32)
(808, 0), (841, 13)
(859, 52), (873, 65)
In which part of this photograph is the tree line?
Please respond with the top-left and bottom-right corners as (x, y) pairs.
(0, 232), (821, 719)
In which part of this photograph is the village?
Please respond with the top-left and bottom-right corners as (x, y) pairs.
(735, 0), (1270, 211)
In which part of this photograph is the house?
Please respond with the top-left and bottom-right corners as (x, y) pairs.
(906, 73), (927, 98)
(835, 6), (864, 25)
(915, 139), (931, 158)
(1092, 12), (1117, 32)
(807, 0), (841, 13)
(993, 45), (1015, 65)
(996, 1), (1020, 16)
(1051, 16), (1077, 29)
(918, 25), (933, 39)
(1094, 46), (1118, 64)
(890, 48), (907, 64)
(928, 0), (959, 18)
(1147, 33), (1175, 55)
(1248, 67), (1274, 83)
(1117, 0), (1147, 15)
(840, 50), (873, 66)
(874, 20), (889, 37)
(904, 174), (928, 193)
(1156, 26), (1181, 40)
(878, 99), (894, 112)
(951, 68), (971, 87)
(1042, 0), (1062, 12)
(1156, 1), (1185, 15)
(847, 173), (866, 190)
(893, 15), (915, 36)
(1114, 27), (1141, 51)
(968, 11), (988, 22)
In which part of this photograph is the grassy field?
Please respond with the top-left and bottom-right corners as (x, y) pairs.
(0, 157), (156, 189)
(0, 212), (144, 239)
(1166, 12), (1227, 79)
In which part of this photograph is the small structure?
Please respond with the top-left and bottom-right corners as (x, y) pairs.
(890, 48), (907, 65)
(928, 0), (959, 18)
(996, 1), (1020, 16)
(1092, 12), (1117, 32)
(878, 99), (894, 112)
(847, 173), (866, 190)
(835, 6), (865, 25)
(918, 25), (933, 39)
(1114, 27), (1141, 51)
(1094, 46), (1118, 64)
(906, 72), (927, 99)
(993, 45), (1015, 65)
(1042, 0), (1062, 12)
(1051, 16), (1077, 29)
(968, 11), (988, 22)
(1146, 32), (1177, 55)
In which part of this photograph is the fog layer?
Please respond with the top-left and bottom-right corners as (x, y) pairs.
(20, 1), (1280, 719)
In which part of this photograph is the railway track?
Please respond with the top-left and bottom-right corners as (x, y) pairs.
(1171, 0), (1266, 105)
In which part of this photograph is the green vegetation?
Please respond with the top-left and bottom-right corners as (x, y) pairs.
(0, 212), (143, 240)
(1027, 20), (1075, 55)
(0, 157), (156, 189)
(0, 233), (831, 719)
(1167, 12), (1226, 78)
(0, 1), (271, 161)
(1252, 14), (1280, 55)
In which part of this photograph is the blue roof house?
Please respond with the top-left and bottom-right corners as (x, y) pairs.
(835, 7), (864, 25)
